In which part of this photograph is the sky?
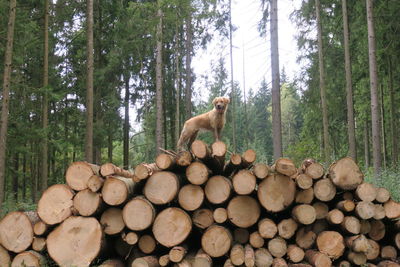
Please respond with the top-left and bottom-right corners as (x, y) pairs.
(192, 0), (302, 102)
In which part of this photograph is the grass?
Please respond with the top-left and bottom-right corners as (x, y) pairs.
(363, 166), (400, 201)
(0, 198), (37, 219)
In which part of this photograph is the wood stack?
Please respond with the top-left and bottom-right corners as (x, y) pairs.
(0, 141), (399, 267)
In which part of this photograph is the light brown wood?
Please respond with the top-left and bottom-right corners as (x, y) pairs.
(159, 255), (170, 266)
(373, 204), (386, 220)
(249, 231), (264, 248)
(366, 239), (380, 260)
(32, 237), (46, 252)
(272, 258), (288, 267)
(156, 153), (176, 170)
(316, 231), (345, 259)
(227, 196), (260, 228)
(254, 248), (273, 267)
(313, 178), (336, 202)
(204, 175), (232, 204)
(169, 245), (187, 263)
(312, 202), (329, 220)
(242, 149), (256, 168)
(224, 259), (235, 267)
(377, 261), (400, 267)
(47, 216), (103, 267)
(369, 219), (385, 241)
(131, 256), (160, 267)
(375, 187), (390, 203)
(232, 169), (256, 195)
(213, 207), (228, 223)
(292, 204), (316, 225)
(186, 161), (210, 185)
(122, 231), (139, 245)
(100, 207), (125, 235)
(176, 151), (193, 166)
(135, 163), (159, 181)
(295, 188), (314, 204)
(384, 199), (400, 219)
(258, 173), (296, 212)
(37, 184), (74, 225)
(223, 153), (242, 176)
(295, 227), (316, 249)
(230, 243), (245, 266)
(258, 218), (278, 239)
(304, 162), (324, 179)
(65, 161), (100, 191)
(274, 158), (297, 177)
(73, 188), (103, 216)
(347, 251), (366, 266)
(244, 244), (255, 267)
(252, 163), (269, 179)
(296, 174), (313, 189)
(268, 237), (287, 258)
(201, 225), (232, 257)
(355, 182), (377, 202)
(11, 250), (45, 267)
(349, 235), (371, 253)
(192, 208), (214, 229)
(102, 176), (137, 206)
(355, 201), (375, 219)
(191, 140), (211, 160)
(99, 259), (125, 267)
(234, 228), (250, 244)
(341, 216), (360, 234)
(144, 171), (180, 205)
(123, 196), (155, 231)
(336, 199), (355, 212)
(336, 261), (351, 267)
(153, 207), (192, 247)
(0, 211), (34, 253)
(304, 250), (332, 267)
(211, 141), (227, 160)
(193, 249), (212, 267)
(287, 244), (304, 263)
(33, 220), (49, 236)
(326, 209), (344, 224)
(138, 235), (156, 254)
(328, 157), (363, 190)
(178, 184), (204, 211)
(87, 174), (105, 192)
(0, 245), (10, 267)
(312, 220), (328, 235)
(100, 163), (135, 178)
(278, 218), (298, 239)
(360, 220), (371, 234)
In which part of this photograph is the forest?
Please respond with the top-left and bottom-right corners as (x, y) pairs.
(0, 0), (399, 212)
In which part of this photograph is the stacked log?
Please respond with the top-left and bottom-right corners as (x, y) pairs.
(0, 143), (399, 267)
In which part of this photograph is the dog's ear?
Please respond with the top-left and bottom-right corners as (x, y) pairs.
(212, 97), (218, 105)
(223, 97), (230, 104)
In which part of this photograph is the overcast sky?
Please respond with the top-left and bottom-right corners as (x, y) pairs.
(192, 0), (302, 101)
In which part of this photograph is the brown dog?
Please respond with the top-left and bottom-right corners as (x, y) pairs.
(177, 97), (230, 151)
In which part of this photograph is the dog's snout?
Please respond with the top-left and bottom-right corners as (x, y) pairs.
(216, 104), (224, 109)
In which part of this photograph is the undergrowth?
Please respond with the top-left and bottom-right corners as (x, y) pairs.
(363, 166), (400, 201)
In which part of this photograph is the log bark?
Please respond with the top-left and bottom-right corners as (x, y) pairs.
(47, 216), (103, 266)
(201, 225), (232, 257)
(138, 235), (156, 254)
(122, 196), (156, 231)
(87, 175), (105, 192)
(65, 161), (100, 191)
(186, 161), (210, 185)
(223, 153), (242, 176)
(328, 157), (363, 190)
(134, 163), (159, 181)
(304, 250), (331, 267)
(144, 171), (180, 205)
(254, 248), (273, 267)
(278, 218), (298, 239)
(102, 176), (137, 206)
(252, 163), (269, 179)
(304, 162), (324, 179)
(210, 141), (227, 171)
(384, 199), (400, 219)
(232, 169), (256, 195)
(274, 158), (297, 177)
(230, 243), (245, 266)
(11, 250), (45, 267)
(192, 209), (214, 229)
(227, 196), (260, 228)
(32, 237), (46, 252)
(355, 182), (377, 202)
(100, 207), (125, 235)
(292, 204), (316, 225)
(316, 231), (345, 259)
(204, 175), (232, 204)
(73, 188), (103, 216)
(153, 207), (192, 247)
(296, 174), (313, 190)
(258, 174), (296, 212)
(313, 178), (336, 202)
(213, 207), (228, 223)
(295, 188), (314, 204)
(131, 256), (160, 267)
(37, 184), (74, 225)
(100, 163), (135, 178)
(258, 218), (278, 239)
(244, 244), (255, 267)
(268, 237), (287, 258)
(178, 184), (204, 211)
(249, 231), (264, 248)
(295, 227), (316, 249)
(0, 245), (10, 267)
(0, 211), (34, 253)
(287, 245), (304, 263)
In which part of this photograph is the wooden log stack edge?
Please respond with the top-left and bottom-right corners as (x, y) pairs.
(0, 143), (399, 267)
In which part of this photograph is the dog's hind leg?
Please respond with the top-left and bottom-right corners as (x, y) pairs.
(187, 130), (199, 150)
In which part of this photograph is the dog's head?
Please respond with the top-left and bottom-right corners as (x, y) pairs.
(212, 97), (230, 114)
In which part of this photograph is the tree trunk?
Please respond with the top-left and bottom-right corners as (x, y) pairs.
(364, 119), (370, 168)
(12, 153), (18, 201)
(0, 0), (17, 208)
(229, 0), (236, 152)
(380, 84), (387, 168)
(185, 10), (192, 121)
(270, 0), (282, 159)
(175, 27), (181, 150)
(155, 3), (164, 154)
(85, 0), (94, 163)
(123, 73), (130, 169)
(388, 58), (398, 164)
(366, 0), (382, 177)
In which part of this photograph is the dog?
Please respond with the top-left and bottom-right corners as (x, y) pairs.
(177, 97), (230, 151)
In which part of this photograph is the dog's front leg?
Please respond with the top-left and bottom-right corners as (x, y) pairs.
(214, 128), (221, 142)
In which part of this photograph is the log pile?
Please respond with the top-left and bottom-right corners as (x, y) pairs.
(0, 140), (399, 267)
